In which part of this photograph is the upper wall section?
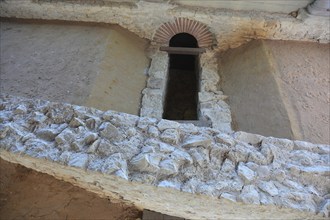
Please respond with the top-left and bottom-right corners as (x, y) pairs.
(171, 0), (314, 14)
(0, 0), (329, 52)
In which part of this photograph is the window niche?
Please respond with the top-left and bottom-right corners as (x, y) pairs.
(163, 33), (200, 120)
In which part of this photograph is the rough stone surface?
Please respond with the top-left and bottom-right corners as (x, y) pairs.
(0, 95), (329, 219)
(0, 1), (328, 52)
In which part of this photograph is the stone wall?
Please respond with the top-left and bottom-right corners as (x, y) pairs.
(1, 95), (329, 219)
(141, 47), (232, 133)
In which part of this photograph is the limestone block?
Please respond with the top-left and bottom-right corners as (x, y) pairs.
(14, 104), (27, 114)
(258, 181), (279, 196)
(87, 139), (100, 153)
(148, 53), (168, 78)
(106, 112), (138, 128)
(0, 124), (10, 139)
(221, 159), (235, 172)
(239, 185), (260, 205)
(248, 151), (268, 165)
(220, 193), (237, 202)
(238, 163), (256, 183)
(158, 180), (182, 191)
(199, 92), (227, 103)
(102, 110), (118, 121)
(189, 148), (209, 168)
(137, 117), (158, 131)
(260, 143), (275, 163)
(24, 138), (50, 155)
(179, 123), (199, 134)
(97, 139), (119, 157)
(28, 112), (48, 124)
(283, 179), (304, 191)
(280, 192), (317, 213)
(159, 143), (175, 153)
(256, 166), (271, 179)
(69, 117), (85, 128)
(160, 129), (180, 145)
(36, 128), (61, 141)
(319, 199), (330, 218)
(298, 165), (330, 176)
(263, 137), (294, 151)
(259, 191), (274, 205)
(68, 152), (89, 169)
(289, 150), (319, 166)
(228, 144), (251, 163)
(83, 132), (98, 145)
(157, 119), (180, 131)
(215, 133), (236, 147)
(147, 77), (165, 89)
(200, 79), (218, 92)
(182, 135), (212, 148)
(159, 159), (179, 176)
(58, 150), (71, 164)
(171, 149), (193, 165)
(46, 104), (74, 124)
(130, 153), (162, 173)
(294, 140), (330, 154)
(234, 131), (264, 146)
(99, 122), (121, 141)
(101, 153), (128, 178)
(85, 117), (101, 130)
(125, 127), (137, 137)
(141, 89), (163, 118)
(55, 127), (75, 146)
(209, 144), (230, 164)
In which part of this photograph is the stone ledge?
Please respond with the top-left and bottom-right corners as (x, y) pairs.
(0, 95), (329, 219)
(0, 150), (325, 220)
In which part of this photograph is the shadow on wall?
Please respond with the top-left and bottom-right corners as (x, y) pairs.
(0, 19), (149, 116)
(219, 40), (293, 140)
(219, 40), (330, 144)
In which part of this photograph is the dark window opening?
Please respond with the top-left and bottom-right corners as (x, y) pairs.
(163, 33), (199, 120)
(169, 33), (198, 48)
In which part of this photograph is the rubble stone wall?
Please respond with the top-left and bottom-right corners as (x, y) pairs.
(1, 95), (329, 219)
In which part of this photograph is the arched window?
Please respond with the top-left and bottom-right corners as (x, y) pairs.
(163, 33), (200, 120)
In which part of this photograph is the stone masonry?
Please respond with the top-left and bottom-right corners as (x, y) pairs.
(1, 95), (329, 219)
(141, 46), (232, 133)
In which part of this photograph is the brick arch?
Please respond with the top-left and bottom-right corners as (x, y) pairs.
(153, 18), (214, 48)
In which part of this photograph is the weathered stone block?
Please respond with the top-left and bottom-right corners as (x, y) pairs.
(99, 122), (121, 141)
(258, 181), (279, 196)
(239, 185), (260, 205)
(130, 153), (162, 173)
(238, 163), (256, 183)
(157, 119), (180, 131)
(160, 129), (180, 145)
(182, 135), (212, 148)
